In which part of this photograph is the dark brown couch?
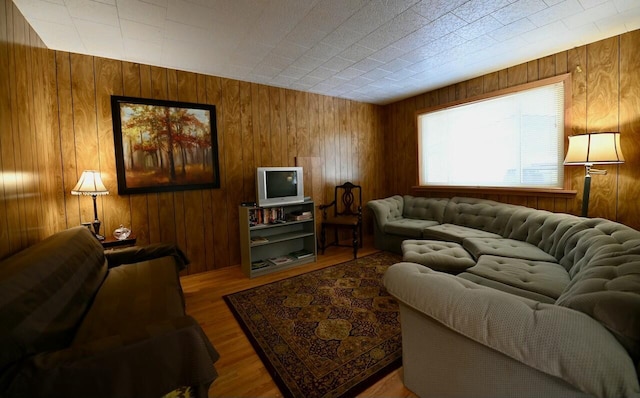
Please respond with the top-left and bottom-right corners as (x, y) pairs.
(0, 226), (219, 398)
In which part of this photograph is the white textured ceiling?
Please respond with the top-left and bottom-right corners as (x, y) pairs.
(13, 0), (640, 105)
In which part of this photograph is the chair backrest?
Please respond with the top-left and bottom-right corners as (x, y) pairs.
(333, 182), (362, 217)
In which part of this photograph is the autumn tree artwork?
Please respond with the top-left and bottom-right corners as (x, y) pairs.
(111, 96), (220, 194)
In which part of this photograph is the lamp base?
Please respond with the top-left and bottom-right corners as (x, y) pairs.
(92, 219), (105, 241)
(581, 174), (591, 218)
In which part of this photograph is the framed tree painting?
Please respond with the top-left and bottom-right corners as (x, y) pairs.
(111, 96), (220, 194)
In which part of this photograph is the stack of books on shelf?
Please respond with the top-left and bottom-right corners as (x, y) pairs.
(267, 256), (294, 266)
(267, 250), (314, 264)
(287, 210), (313, 221)
(251, 260), (270, 270)
(289, 249), (314, 259)
(250, 236), (269, 245)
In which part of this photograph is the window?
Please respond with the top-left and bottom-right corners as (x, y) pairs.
(418, 75), (569, 189)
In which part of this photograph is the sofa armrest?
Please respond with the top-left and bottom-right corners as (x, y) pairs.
(367, 195), (404, 230)
(5, 316), (219, 398)
(383, 262), (640, 398)
(104, 243), (190, 270)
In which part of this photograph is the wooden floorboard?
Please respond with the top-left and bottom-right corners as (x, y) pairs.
(180, 238), (416, 397)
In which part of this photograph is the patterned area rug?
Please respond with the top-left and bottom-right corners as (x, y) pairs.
(224, 252), (403, 398)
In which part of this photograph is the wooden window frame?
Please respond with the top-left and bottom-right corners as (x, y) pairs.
(414, 73), (576, 197)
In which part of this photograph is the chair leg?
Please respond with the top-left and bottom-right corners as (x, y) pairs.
(359, 223), (363, 248)
(320, 225), (326, 254)
(352, 227), (358, 259)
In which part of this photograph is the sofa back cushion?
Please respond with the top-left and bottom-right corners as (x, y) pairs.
(556, 248), (640, 364)
(443, 197), (521, 236)
(558, 218), (640, 275)
(402, 195), (447, 223)
(504, 209), (583, 260)
(367, 195), (404, 229)
(0, 227), (107, 372)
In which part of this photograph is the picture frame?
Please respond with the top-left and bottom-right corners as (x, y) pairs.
(111, 96), (220, 195)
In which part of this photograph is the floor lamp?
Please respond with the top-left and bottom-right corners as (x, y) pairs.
(71, 170), (110, 240)
(563, 132), (624, 217)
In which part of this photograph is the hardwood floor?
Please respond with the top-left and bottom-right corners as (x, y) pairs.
(180, 239), (417, 397)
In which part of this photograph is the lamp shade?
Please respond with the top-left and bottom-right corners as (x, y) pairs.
(71, 170), (109, 195)
(564, 132), (625, 165)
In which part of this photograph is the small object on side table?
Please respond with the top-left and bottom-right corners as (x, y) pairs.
(101, 234), (137, 250)
(113, 224), (131, 240)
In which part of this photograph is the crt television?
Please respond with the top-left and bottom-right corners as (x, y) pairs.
(256, 167), (304, 207)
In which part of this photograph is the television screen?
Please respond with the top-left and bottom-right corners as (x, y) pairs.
(266, 171), (298, 198)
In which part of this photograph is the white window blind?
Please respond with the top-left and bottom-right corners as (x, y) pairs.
(418, 81), (565, 188)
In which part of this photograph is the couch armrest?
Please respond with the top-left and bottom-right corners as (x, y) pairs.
(104, 243), (190, 270)
(5, 316), (219, 398)
(367, 195), (404, 230)
(383, 262), (640, 398)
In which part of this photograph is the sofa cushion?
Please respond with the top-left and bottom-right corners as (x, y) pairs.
(384, 219), (439, 238)
(556, 251), (640, 364)
(0, 227), (106, 373)
(423, 223), (501, 244)
(402, 195), (447, 223)
(466, 255), (570, 299)
(463, 237), (557, 263)
(458, 272), (557, 304)
(443, 197), (521, 236)
(401, 240), (475, 273)
(73, 256), (185, 344)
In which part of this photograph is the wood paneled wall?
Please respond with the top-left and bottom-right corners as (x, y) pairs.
(0, 1), (385, 271)
(0, 0), (64, 258)
(383, 31), (640, 231)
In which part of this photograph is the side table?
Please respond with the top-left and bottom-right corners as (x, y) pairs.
(101, 234), (137, 250)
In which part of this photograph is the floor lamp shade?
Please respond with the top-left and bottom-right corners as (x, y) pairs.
(71, 170), (109, 240)
(564, 132), (624, 217)
(564, 132), (625, 165)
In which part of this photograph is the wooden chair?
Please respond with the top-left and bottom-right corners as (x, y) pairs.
(318, 182), (363, 259)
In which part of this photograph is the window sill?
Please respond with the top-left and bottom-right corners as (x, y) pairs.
(412, 185), (577, 198)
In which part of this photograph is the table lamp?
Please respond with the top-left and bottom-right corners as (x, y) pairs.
(563, 132), (624, 217)
(71, 170), (109, 240)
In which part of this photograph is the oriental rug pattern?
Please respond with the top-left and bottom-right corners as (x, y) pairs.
(224, 252), (403, 398)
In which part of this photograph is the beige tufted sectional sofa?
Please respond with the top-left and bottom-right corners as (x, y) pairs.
(367, 195), (640, 398)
